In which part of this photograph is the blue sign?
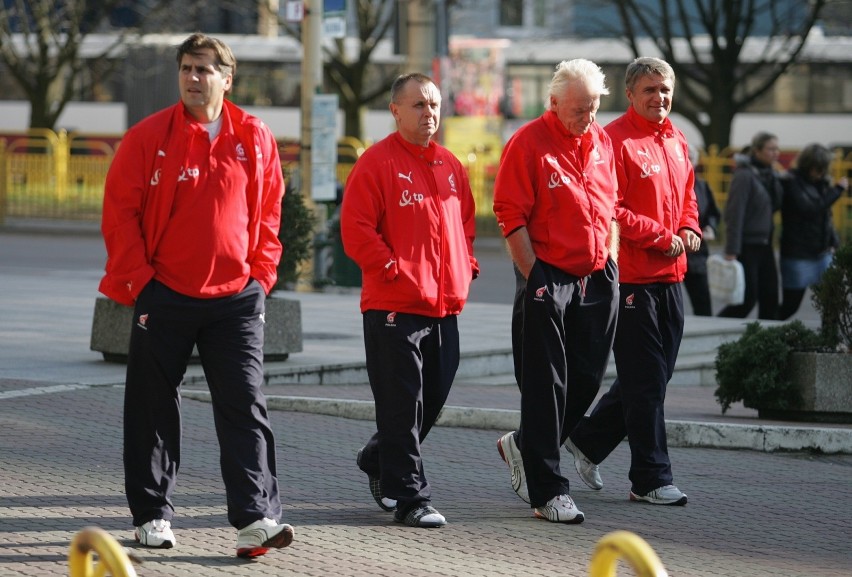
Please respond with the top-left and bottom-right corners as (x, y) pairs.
(324, 0), (345, 13)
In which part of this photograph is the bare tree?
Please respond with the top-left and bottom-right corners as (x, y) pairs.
(0, 0), (178, 130)
(608, 0), (828, 149)
(0, 0), (121, 129)
(277, 0), (401, 140)
(324, 0), (401, 139)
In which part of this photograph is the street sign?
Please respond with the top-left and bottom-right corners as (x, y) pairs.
(284, 1), (304, 23)
(323, 0), (346, 38)
(323, 16), (346, 38)
(311, 93), (339, 202)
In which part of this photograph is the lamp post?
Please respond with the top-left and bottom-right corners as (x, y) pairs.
(299, 0), (323, 201)
(405, 0), (436, 75)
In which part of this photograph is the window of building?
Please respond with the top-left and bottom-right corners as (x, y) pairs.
(532, 0), (547, 28)
(809, 64), (852, 113)
(500, 0), (523, 26)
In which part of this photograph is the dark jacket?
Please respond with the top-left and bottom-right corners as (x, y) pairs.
(780, 168), (842, 259)
(686, 177), (721, 275)
(723, 154), (783, 256)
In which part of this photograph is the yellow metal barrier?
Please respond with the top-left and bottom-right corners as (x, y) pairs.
(0, 129), (112, 220)
(2, 129), (849, 242)
(589, 530), (669, 577)
(68, 526), (139, 577)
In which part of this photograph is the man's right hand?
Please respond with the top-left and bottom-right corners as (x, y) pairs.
(518, 260), (536, 280)
(505, 226), (537, 280)
(664, 235), (685, 257)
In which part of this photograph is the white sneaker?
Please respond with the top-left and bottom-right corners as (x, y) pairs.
(134, 519), (175, 549)
(534, 494), (585, 524)
(564, 437), (603, 490)
(630, 485), (688, 506)
(236, 517), (295, 558)
(497, 431), (529, 503)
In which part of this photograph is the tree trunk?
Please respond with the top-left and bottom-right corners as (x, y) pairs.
(343, 101), (365, 141)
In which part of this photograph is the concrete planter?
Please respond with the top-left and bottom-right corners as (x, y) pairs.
(90, 296), (303, 363)
(758, 352), (852, 424)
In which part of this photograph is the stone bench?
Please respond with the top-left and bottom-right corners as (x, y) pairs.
(90, 296), (303, 363)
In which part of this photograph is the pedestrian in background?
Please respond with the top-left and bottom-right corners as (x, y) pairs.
(683, 146), (721, 316)
(718, 132), (783, 320)
(492, 59), (619, 524)
(99, 33), (293, 557)
(341, 73), (479, 528)
(565, 57), (700, 507)
(778, 143), (848, 320)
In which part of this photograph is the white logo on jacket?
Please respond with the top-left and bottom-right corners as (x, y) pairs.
(150, 150), (166, 185)
(178, 166), (201, 182)
(400, 189), (424, 207)
(150, 165), (199, 185)
(448, 173), (457, 193)
(236, 143), (248, 161)
(548, 172), (570, 188)
(640, 162), (661, 179)
(398, 171), (413, 183)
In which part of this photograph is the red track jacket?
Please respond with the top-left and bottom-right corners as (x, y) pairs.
(493, 110), (618, 276)
(341, 132), (478, 317)
(606, 107), (700, 284)
(99, 101), (283, 305)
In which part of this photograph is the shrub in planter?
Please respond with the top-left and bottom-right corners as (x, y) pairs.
(714, 242), (852, 419)
(276, 185), (316, 289)
(714, 321), (825, 414)
(810, 240), (852, 352)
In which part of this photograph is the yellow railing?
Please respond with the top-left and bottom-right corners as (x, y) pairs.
(462, 143), (852, 243)
(66, 526), (663, 576)
(699, 145), (852, 245)
(589, 530), (669, 577)
(68, 526), (139, 577)
(2, 129), (850, 243)
(0, 130), (116, 221)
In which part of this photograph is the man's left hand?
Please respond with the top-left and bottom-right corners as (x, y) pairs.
(679, 229), (701, 253)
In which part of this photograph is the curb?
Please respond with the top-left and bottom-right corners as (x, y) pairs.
(180, 349), (517, 388)
(180, 391), (852, 455)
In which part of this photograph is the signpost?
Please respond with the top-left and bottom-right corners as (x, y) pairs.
(311, 93), (339, 202)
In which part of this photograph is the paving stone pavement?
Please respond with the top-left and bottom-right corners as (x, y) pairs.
(1, 384), (851, 577)
(2, 227), (851, 576)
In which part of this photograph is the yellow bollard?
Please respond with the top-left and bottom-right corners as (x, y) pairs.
(589, 530), (669, 577)
(68, 526), (138, 577)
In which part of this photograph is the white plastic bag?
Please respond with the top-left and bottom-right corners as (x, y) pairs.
(707, 254), (745, 306)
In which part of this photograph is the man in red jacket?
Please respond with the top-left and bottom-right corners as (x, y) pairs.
(341, 73), (479, 528)
(99, 34), (293, 557)
(492, 59), (620, 523)
(564, 57), (700, 506)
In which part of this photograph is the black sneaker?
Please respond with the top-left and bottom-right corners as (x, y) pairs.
(393, 504), (446, 528)
(356, 448), (397, 511)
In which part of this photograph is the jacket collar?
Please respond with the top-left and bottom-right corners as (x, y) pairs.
(625, 106), (674, 138)
(393, 131), (438, 163)
(543, 109), (592, 145)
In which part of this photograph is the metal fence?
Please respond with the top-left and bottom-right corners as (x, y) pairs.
(462, 143), (852, 244)
(2, 129), (851, 243)
(0, 130), (116, 221)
